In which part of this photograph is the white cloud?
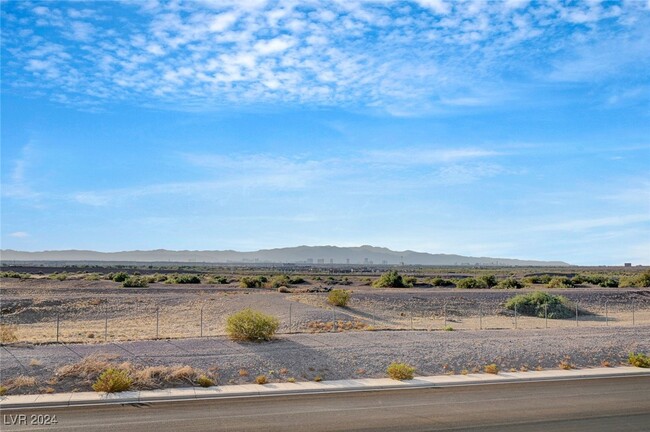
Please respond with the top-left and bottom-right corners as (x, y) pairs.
(9, 232), (30, 238)
(254, 36), (295, 54)
(534, 214), (650, 232)
(364, 148), (500, 165)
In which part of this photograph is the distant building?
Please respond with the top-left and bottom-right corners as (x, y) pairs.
(317, 258), (325, 264)
(307, 258), (313, 264)
(624, 263), (632, 267)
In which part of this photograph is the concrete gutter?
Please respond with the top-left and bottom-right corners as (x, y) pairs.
(1, 367), (648, 410)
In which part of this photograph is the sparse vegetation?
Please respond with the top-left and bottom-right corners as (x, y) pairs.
(239, 276), (268, 288)
(386, 362), (415, 380)
(496, 278), (525, 289)
(443, 325), (454, 331)
(373, 270), (411, 288)
(0, 324), (18, 344)
(620, 271), (650, 288)
(255, 375), (268, 384)
(455, 278), (489, 289)
(505, 291), (574, 319)
(112, 272), (130, 282)
(430, 277), (454, 287)
(196, 375), (215, 387)
(92, 368), (132, 393)
(166, 274), (201, 284)
(628, 352), (650, 368)
(523, 274), (552, 284)
(547, 277), (574, 288)
(206, 275), (229, 284)
(226, 308), (279, 342)
(122, 276), (148, 288)
(484, 364), (499, 374)
(313, 375), (323, 382)
(327, 289), (351, 307)
(0, 271), (31, 279)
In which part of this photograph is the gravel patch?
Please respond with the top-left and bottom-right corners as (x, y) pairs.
(1, 326), (648, 394)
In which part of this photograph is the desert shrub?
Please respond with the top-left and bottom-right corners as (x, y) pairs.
(628, 352), (650, 368)
(286, 377), (296, 383)
(50, 273), (67, 281)
(524, 274), (552, 284)
(386, 362), (415, 380)
(403, 276), (418, 286)
(558, 359), (573, 370)
(373, 271), (411, 288)
(207, 275), (229, 284)
(0, 324), (18, 344)
(196, 375), (215, 387)
(505, 291), (573, 319)
(255, 375), (268, 385)
(430, 277), (455, 287)
(289, 276), (305, 284)
(599, 278), (619, 288)
(270, 275), (292, 288)
(571, 275), (586, 285)
(0, 271), (31, 279)
(547, 277), (574, 288)
(327, 289), (351, 307)
(84, 273), (101, 281)
(313, 375), (323, 382)
(112, 272), (129, 282)
(484, 364), (499, 374)
(478, 275), (497, 288)
(443, 325), (454, 331)
(455, 278), (489, 289)
(122, 277), (148, 288)
(620, 271), (650, 288)
(4, 375), (37, 390)
(0, 386), (6, 395)
(167, 274), (201, 284)
(239, 276), (267, 288)
(496, 278), (524, 289)
(226, 309), (279, 342)
(92, 368), (132, 393)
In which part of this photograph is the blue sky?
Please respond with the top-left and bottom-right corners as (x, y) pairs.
(1, 0), (649, 265)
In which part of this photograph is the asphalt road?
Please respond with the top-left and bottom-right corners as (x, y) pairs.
(2, 377), (649, 432)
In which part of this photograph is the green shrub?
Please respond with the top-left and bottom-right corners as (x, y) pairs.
(270, 275), (292, 288)
(122, 277), (148, 288)
(167, 274), (201, 284)
(0, 271), (31, 279)
(386, 362), (415, 380)
(403, 276), (418, 286)
(496, 278), (524, 289)
(239, 276), (267, 288)
(196, 375), (215, 387)
(373, 271), (411, 288)
(92, 368), (132, 393)
(328, 289), (351, 307)
(430, 277), (454, 287)
(226, 309), (279, 342)
(84, 273), (101, 281)
(112, 272), (129, 282)
(455, 278), (489, 289)
(547, 277), (574, 288)
(505, 291), (573, 319)
(50, 273), (67, 281)
(599, 278), (619, 288)
(443, 325), (454, 331)
(620, 271), (650, 288)
(207, 275), (229, 284)
(524, 274), (551, 284)
(478, 275), (497, 288)
(628, 352), (650, 368)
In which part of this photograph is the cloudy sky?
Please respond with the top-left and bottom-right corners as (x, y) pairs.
(1, 0), (649, 265)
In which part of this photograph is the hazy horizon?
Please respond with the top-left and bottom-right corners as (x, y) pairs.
(2, 1), (649, 266)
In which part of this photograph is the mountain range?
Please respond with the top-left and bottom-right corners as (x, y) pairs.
(0, 246), (570, 266)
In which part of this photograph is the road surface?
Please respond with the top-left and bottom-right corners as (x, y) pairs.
(2, 376), (649, 431)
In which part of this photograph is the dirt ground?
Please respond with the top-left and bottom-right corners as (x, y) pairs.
(1, 278), (649, 344)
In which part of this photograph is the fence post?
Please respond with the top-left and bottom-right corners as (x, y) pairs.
(56, 314), (60, 343)
(544, 303), (548, 329)
(156, 307), (160, 339)
(200, 306), (204, 338)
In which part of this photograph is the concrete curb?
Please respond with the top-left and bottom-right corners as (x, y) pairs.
(1, 367), (648, 410)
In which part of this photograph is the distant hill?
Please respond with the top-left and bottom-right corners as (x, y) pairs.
(0, 246), (570, 266)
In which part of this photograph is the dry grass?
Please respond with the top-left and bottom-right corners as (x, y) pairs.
(558, 358), (573, 370)
(0, 324), (18, 344)
(4, 375), (37, 390)
(484, 364), (499, 374)
(601, 360), (612, 368)
(239, 369), (249, 377)
(29, 358), (42, 367)
(306, 319), (368, 333)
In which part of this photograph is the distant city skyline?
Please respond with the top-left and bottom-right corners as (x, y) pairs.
(1, 1), (649, 265)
